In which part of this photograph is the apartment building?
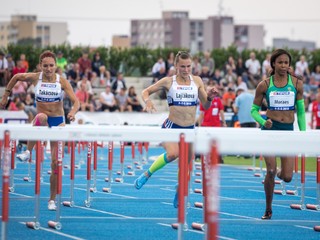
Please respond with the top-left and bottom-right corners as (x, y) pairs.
(0, 15), (68, 48)
(131, 11), (265, 52)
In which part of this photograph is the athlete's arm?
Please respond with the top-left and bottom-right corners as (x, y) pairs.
(295, 78), (306, 131)
(0, 72), (38, 109)
(61, 77), (80, 122)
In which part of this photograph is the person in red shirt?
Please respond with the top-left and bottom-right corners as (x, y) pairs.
(198, 88), (227, 127)
(311, 92), (320, 129)
(12, 60), (27, 76)
(196, 86), (226, 163)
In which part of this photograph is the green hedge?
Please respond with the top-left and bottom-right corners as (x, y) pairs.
(1, 44), (319, 76)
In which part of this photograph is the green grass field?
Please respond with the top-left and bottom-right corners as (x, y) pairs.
(223, 155), (317, 172)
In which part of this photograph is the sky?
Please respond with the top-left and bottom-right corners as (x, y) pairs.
(1, 0), (320, 49)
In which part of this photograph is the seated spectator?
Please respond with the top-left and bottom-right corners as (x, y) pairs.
(77, 75), (93, 96)
(91, 52), (104, 76)
(7, 96), (20, 111)
(76, 82), (94, 112)
(23, 93), (37, 122)
(311, 64), (320, 86)
(192, 56), (202, 76)
(6, 54), (15, 82)
(111, 72), (126, 95)
(224, 56), (236, 74)
(220, 67), (237, 89)
(67, 63), (81, 91)
(212, 68), (223, 86)
(222, 87), (236, 113)
(99, 85), (119, 112)
(115, 88), (132, 112)
(12, 80), (28, 99)
(56, 67), (67, 79)
(127, 86), (143, 112)
(56, 51), (68, 72)
(235, 76), (248, 92)
(199, 66), (212, 85)
(12, 60), (26, 76)
(152, 57), (166, 83)
(245, 52), (261, 89)
(98, 65), (112, 88)
(236, 57), (248, 83)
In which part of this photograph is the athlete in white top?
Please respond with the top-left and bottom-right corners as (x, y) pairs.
(134, 51), (218, 208)
(0, 50), (80, 211)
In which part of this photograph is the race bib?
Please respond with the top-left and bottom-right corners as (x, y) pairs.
(269, 91), (295, 110)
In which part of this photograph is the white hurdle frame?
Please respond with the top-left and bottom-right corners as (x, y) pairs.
(1, 125), (320, 240)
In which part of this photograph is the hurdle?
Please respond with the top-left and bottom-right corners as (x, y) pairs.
(48, 140), (63, 230)
(290, 155), (306, 210)
(307, 156), (320, 211)
(62, 141), (76, 207)
(286, 156), (299, 196)
(1, 131), (42, 234)
(2, 125), (320, 239)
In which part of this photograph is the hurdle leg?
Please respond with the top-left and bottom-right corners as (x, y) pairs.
(63, 142), (75, 207)
(48, 141), (63, 230)
(290, 155), (306, 210)
(26, 141), (42, 230)
(306, 156), (320, 210)
(286, 156), (299, 196)
(103, 142), (113, 193)
(86, 142), (92, 207)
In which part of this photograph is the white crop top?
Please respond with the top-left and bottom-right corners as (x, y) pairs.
(167, 75), (198, 107)
(35, 72), (64, 102)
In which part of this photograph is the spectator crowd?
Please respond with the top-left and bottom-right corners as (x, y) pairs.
(0, 50), (319, 127)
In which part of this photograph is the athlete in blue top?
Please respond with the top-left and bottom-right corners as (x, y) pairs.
(251, 49), (306, 219)
(134, 51), (218, 207)
(0, 50), (80, 210)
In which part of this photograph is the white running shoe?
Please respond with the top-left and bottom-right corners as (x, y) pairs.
(16, 150), (30, 162)
(48, 200), (57, 211)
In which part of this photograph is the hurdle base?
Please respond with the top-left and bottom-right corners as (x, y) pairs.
(171, 223), (188, 231)
(286, 190), (298, 196)
(115, 178), (123, 183)
(8, 187), (15, 193)
(274, 189), (286, 195)
(191, 222), (205, 231)
(127, 171), (135, 176)
(103, 187), (112, 193)
(195, 172), (201, 176)
(194, 188), (203, 194)
(62, 201), (74, 207)
(314, 226), (320, 232)
(290, 204), (306, 210)
(26, 221), (40, 230)
(23, 177), (31, 182)
(194, 179), (202, 183)
(306, 204), (320, 211)
(194, 202), (203, 208)
(90, 187), (97, 193)
(48, 220), (62, 230)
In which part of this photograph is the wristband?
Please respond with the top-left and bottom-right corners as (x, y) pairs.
(5, 89), (11, 94)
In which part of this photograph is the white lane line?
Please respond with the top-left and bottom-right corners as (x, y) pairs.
(19, 222), (85, 240)
(294, 225), (314, 230)
(75, 205), (134, 218)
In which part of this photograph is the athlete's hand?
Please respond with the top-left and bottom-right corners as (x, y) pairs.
(0, 95), (9, 109)
(207, 87), (219, 99)
(264, 119), (273, 129)
(143, 100), (157, 113)
(67, 112), (76, 122)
